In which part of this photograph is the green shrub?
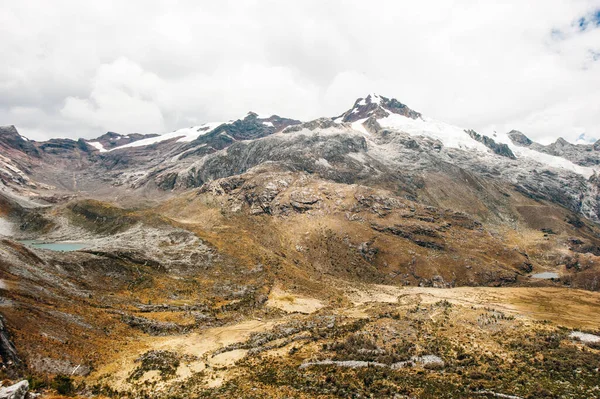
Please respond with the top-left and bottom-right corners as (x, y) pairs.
(51, 375), (74, 395)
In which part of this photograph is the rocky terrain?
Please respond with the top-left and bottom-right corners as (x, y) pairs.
(0, 94), (599, 398)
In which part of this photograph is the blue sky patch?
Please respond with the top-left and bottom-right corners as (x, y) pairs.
(577, 9), (600, 30)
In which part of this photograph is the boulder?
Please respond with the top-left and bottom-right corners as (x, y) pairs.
(0, 380), (28, 399)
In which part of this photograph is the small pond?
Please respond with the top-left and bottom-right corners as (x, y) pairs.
(19, 240), (89, 252)
(531, 272), (559, 279)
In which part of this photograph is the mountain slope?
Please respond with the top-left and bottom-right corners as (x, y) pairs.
(1, 94), (600, 397)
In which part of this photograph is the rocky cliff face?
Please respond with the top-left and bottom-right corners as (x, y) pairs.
(335, 94), (422, 123)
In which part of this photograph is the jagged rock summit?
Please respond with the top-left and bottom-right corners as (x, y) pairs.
(334, 93), (422, 123)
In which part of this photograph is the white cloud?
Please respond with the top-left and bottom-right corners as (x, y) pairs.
(0, 0), (599, 142)
(60, 58), (165, 134)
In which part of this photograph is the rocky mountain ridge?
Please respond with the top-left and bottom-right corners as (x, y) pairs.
(2, 94), (600, 222)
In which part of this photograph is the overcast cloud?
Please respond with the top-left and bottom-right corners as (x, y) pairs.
(1, 0), (599, 143)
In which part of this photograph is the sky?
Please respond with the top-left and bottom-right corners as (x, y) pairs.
(1, 0), (600, 144)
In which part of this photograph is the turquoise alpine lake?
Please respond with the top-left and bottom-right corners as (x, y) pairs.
(18, 240), (89, 252)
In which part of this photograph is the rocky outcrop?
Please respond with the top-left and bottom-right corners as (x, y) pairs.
(507, 130), (532, 146)
(371, 223), (446, 250)
(0, 126), (40, 158)
(168, 130), (371, 189)
(509, 130), (600, 167)
(0, 316), (20, 367)
(121, 314), (187, 336)
(0, 380), (28, 399)
(182, 112), (301, 156)
(336, 94), (422, 123)
(38, 138), (90, 155)
(465, 130), (516, 159)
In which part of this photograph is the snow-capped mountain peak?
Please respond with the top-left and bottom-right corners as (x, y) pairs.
(331, 96), (600, 179)
(334, 94), (422, 124)
(334, 94), (490, 151)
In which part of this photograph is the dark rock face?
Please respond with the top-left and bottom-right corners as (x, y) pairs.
(384, 97), (423, 119)
(465, 129), (516, 159)
(507, 130), (533, 146)
(183, 113), (301, 153)
(122, 315), (186, 336)
(371, 223), (446, 250)
(0, 316), (20, 367)
(284, 118), (339, 133)
(336, 94), (422, 123)
(179, 132), (371, 189)
(0, 125), (40, 158)
(39, 138), (91, 155)
(538, 137), (600, 167)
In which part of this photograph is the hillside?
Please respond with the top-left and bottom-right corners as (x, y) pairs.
(0, 95), (599, 398)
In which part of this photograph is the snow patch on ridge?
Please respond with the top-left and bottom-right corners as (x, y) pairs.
(351, 118), (370, 135)
(110, 122), (224, 151)
(316, 158), (332, 168)
(251, 112), (274, 119)
(494, 131), (597, 178)
(88, 142), (107, 152)
(378, 113), (489, 151)
(379, 113), (598, 178)
(367, 93), (382, 105)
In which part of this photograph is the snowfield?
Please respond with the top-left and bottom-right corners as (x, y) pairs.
(378, 113), (598, 178)
(110, 122), (225, 151)
(379, 113), (493, 152)
(88, 141), (107, 152)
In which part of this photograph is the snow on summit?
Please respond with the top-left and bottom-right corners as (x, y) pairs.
(110, 121), (225, 151)
(377, 113), (490, 152)
(341, 94), (600, 178)
(71, 93), (600, 179)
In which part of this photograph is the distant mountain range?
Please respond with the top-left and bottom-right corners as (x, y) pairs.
(2, 93), (600, 222)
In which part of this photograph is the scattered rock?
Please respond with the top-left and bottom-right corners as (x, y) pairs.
(570, 331), (600, 343)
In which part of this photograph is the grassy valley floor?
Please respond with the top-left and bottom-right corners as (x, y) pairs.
(50, 283), (600, 399)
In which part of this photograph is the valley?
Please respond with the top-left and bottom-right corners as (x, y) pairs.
(0, 94), (599, 398)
